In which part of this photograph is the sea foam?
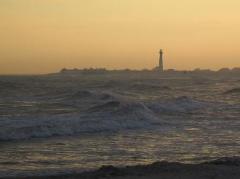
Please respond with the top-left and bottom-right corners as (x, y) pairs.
(0, 92), (209, 140)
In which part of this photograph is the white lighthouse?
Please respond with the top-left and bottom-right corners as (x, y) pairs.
(159, 49), (164, 72)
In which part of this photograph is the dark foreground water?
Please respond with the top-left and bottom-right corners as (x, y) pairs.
(0, 72), (239, 177)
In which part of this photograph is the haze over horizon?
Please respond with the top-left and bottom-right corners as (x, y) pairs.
(1, 0), (240, 74)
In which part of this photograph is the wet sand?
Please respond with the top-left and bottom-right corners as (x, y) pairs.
(7, 157), (240, 179)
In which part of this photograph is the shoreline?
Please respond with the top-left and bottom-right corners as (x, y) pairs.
(6, 157), (240, 179)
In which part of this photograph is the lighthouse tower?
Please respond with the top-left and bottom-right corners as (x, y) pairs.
(159, 49), (164, 72)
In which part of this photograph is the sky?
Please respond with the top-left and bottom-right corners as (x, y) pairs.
(0, 0), (240, 74)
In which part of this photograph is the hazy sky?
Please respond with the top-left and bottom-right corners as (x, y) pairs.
(0, 0), (240, 74)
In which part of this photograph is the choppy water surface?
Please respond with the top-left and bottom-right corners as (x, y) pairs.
(0, 73), (239, 177)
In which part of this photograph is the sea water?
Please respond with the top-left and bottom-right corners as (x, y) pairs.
(0, 73), (239, 177)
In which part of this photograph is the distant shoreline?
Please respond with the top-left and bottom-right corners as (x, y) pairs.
(0, 67), (239, 76)
(60, 67), (240, 75)
(6, 157), (240, 179)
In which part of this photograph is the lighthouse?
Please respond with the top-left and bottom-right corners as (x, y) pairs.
(159, 49), (164, 72)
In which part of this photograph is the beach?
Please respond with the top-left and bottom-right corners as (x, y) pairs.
(7, 157), (240, 179)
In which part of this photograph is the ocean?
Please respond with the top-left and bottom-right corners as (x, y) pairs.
(0, 72), (239, 178)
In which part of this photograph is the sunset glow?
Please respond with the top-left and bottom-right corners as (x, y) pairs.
(0, 0), (240, 74)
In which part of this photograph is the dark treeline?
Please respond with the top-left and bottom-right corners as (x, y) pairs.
(60, 67), (240, 75)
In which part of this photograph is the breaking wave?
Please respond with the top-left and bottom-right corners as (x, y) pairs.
(148, 96), (207, 114)
(0, 92), (210, 140)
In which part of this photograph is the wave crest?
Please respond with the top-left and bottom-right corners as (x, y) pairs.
(148, 96), (206, 114)
(0, 94), (208, 140)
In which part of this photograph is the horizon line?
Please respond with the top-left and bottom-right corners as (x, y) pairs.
(0, 66), (240, 76)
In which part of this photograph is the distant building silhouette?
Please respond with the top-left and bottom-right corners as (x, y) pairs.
(159, 49), (164, 72)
